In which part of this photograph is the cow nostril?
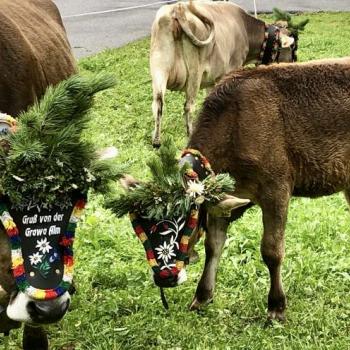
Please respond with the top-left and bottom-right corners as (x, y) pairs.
(27, 300), (69, 324)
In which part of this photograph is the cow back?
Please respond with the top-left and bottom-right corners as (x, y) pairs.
(0, 0), (76, 116)
(190, 58), (350, 198)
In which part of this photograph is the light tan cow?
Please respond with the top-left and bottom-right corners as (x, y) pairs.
(150, 1), (307, 147)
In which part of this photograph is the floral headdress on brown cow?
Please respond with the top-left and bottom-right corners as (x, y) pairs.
(108, 138), (235, 306)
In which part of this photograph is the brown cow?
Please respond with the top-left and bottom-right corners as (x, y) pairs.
(186, 57), (350, 321)
(150, 1), (307, 147)
(0, 0), (76, 117)
(0, 0), (76, 348)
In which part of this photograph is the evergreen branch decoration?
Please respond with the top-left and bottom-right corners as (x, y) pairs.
(108, 137), (235, 220)
(273, 8), (309, 34)
(0, 74), (124, 208)
(273, 8), (292, 23)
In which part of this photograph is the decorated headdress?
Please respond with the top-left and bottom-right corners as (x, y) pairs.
(273, 8), (309, 35)
(108, 137), (235, 306)
(0, 74), (123, 302)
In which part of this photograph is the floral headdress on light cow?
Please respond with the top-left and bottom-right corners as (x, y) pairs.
(0, 74), (123, 302)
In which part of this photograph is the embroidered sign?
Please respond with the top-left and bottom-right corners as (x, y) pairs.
(130, 208), (198, 288)
(0, 196), (86, 300)
(9, 204), (74, 290)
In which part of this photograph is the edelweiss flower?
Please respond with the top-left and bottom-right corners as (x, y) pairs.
(29, 252), (43, 266)
(186, 180), (205, 198)
(36, 238), (52, 254)
(155, 241), (176, 263)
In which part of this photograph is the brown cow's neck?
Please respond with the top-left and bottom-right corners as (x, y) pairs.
(243, 14), (267, 64)
(188, 121), (230, 175)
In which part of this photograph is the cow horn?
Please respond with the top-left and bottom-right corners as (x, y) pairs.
(208, 194), (250, 217)
(120, 174), (139, 190)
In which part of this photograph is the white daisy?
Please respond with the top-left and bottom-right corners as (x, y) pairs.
(186, 180), (205, 197)
(36, 237), (52, 254)
(155, 241), (176, 263)
(29, 252), (43, 266)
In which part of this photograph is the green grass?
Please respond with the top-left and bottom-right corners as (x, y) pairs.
(3, 11), (350, 350)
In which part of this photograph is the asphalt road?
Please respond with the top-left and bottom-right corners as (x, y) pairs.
(53, 0), (350, 58)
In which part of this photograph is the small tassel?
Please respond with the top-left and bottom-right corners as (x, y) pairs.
(160, 287), (169, 310)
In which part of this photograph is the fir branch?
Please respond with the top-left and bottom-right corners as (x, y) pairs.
(0, 74), (119, 208)
(273, 8), (291, 23)
(108, 137), (235, 220)
(273, 7), (309, 34)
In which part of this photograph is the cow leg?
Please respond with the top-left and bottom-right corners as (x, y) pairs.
(152, 90), (165, 148)
(184, 75), (201, 137)
(23, 325), (48, 350)
(260, 188), (290, 322)
(343, 189), (350, 207)
(184, 97), (195, 137)
(151, 67), (168, 148)
(187, 227), (202, 264)
(190, 215), (230, 310)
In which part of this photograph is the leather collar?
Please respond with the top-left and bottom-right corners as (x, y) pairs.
(259, 25), (281, 65)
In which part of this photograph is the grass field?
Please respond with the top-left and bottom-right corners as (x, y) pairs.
(3, 11), (350, 350)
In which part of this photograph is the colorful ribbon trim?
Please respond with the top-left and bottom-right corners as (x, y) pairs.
(181, 148), (215, 179)
(0, 199), (85, 300)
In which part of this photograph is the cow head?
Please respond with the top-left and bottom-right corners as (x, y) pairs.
(0, 197), (85, 326)
(111, 139), (250, 292)
(0, 74), (118, 335)
(273, 8), (309, 63)
(0, 234), (71, 326)
(0, 115), (72, 328)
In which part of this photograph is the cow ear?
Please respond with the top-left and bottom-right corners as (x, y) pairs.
(207, 195), (250, 217)
(280, 34), (295, 48)
(0, 285), (8, 304)
(120, 174), (139, 190)
(96, 146), (118, 160)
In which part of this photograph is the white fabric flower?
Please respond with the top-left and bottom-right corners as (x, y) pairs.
(12, 175), (25, 182)
(155, 241), (176, 263)
(186, 180), (205, 197)
(29, 252), (43, 266)
(36, 238), (52, 254)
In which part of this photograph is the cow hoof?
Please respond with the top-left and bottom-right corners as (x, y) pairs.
(267, 310), (286, 323)
(189, 296), (213, 311)
(189, 297), (201, 311)
(188, 249), (200, 264)
(152, 141), (161, 148)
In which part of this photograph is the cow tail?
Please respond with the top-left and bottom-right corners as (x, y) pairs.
(173, 2), (214, 47)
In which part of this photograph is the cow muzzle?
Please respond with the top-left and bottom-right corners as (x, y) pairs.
(0, 195), (85, 324)
(7, 291), (70, 324)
